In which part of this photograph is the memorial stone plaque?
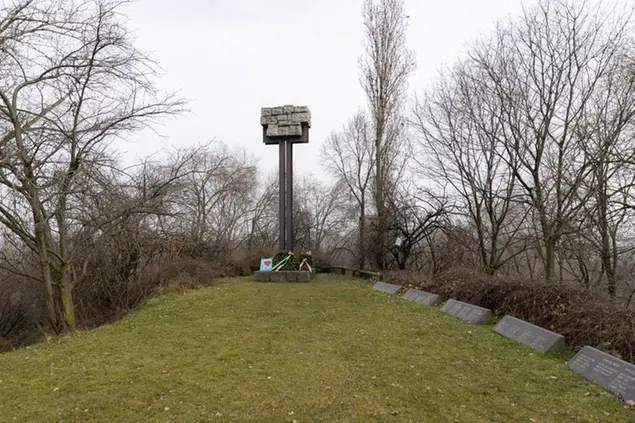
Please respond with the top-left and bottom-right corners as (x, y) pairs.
(402, 288), (442, 306)
(440, 299), (492, 324)
(493, 315), (565, 355)
(567, 346), (635, 403)
(372, 281), (402, 295)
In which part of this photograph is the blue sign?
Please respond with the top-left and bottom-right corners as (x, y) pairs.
(260, 257), (273, 271)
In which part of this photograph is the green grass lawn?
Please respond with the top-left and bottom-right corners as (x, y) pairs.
(0, 276), (633, 423)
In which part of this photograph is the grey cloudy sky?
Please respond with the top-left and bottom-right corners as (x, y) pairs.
(118, 0), (527, 180)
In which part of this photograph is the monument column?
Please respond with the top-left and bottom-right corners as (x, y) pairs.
(261, 105), (310, 252)
(286, 140), (294, 251)
(278, 140), (287, 251)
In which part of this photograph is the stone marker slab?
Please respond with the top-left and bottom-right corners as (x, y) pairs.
(440, 299), (492, 324)
(403, 288), (442, 306)
(567, 346), (635, 402)
(493, 315), (565, 355)
(372, 281), (401, 295)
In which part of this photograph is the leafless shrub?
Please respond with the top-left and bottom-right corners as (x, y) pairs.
(0, 276), (45, 351)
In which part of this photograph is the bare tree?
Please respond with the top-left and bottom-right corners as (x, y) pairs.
(0, 0), (184, 332)
(246, 172), (279, 251)
(320, 111), (374, 269)
(413, 58), (532, 275)
(386, 184), (448, 270)
(422, 223), (479, 276)
(170, 141), (258, 256)
(293, 176), (349, 255)
(360, 0), (415, 270)
(577, 54), (635, 295)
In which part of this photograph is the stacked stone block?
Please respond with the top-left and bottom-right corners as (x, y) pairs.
(261, 105), (311, 138)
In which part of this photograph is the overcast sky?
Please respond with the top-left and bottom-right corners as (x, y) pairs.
(118, 0), (528, 181)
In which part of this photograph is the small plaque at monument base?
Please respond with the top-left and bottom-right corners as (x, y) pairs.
(403, 288), (442, 306)
(493, 315), (565, 355)
(440, 299), (492, 324)
(372, 282), (401, 295)
(567, 346), (635, 403)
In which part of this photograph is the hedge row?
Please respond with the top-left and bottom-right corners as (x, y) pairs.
(384, 268), (635, 364)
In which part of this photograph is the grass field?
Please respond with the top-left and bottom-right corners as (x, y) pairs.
(0, 276), (633, 422)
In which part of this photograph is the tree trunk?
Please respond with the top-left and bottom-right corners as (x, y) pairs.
(56, 176), (78, 331)
(36, 239), (58, 332)
(397, 244), (410, 270)
(626, 288), (635, 308)
(597, 177), (617, 296)
(375, 125), (385, 271)
(59, 271), (76, 331)
(11, 105), (60, 331)
(606, 268), (617, 297)
(30, 193), (58, 332)
(577, 257), (590, 289)
(544, 236), (556, 283)
(359, 205), (366, 269)
(600, 231), (616, 296)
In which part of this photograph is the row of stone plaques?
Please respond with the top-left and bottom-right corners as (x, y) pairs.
(373, 282), (561, 350)
(372, 282), (493, 324)
(370, 281), (635, 403)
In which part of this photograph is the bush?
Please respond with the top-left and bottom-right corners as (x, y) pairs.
(384, 268), (635, 364)
(1, 251), (250, 353)
(236, 247), (278, 273)
(0, 278), (46, 352)
(75, 256), (249, 328)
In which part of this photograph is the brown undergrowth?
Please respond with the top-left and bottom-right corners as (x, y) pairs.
(384, 268), (635, 364)
(0, 256), (252, 352)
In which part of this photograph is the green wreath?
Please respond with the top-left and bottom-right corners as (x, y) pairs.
(271, 251), (313, 271)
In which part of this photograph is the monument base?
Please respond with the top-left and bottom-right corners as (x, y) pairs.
(254, 271), (313, 283)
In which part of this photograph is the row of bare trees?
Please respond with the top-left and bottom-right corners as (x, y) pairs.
(320, 0), (635, 303)
(413, 0), (635, 299)
(321, 0), (449, 272)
